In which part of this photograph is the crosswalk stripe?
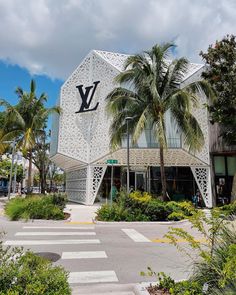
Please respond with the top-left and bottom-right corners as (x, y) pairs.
(62, 251), (107, 259)
(68, 271), (118, 284)
(4, 239), (100, 246)
(122, 229), (151, 242)
(22, 226), (95, 230)
(15, 232), (96, 236)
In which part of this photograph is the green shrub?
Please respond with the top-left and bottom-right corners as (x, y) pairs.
(96, 204), (130, 221)
(167, 211), (186, 221)
(96, 204), (150, 221)
(0, 237), (71, 295)
(126, 208), (150, 221)
(157, 272), (202, 295)
(166, 201), (195, 217)
(5, 198), (27, 221)
(165, 211), (236, 293)
(217, 201), (236, 217)
(51, 193), (68, 210)
(96, 190), (195, 222)
(143, 271), (202, 295)
(5, 195), (65, 221)
(144, 199), (170, 221)
(129, 191), (152, 203)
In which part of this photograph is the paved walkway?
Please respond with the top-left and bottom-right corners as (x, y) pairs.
(64, 203), (101, 223)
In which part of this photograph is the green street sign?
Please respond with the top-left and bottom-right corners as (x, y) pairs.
(106, 159), (118, 164)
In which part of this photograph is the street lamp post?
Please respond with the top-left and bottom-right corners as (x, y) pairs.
(13, 152), (18, 194)
(125, 117), (132, 196)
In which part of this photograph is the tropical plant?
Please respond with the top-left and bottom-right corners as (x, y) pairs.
(0, 158), (24, 183)
(106, 43), (213, 200)
(31, 131), (51, 194)
(0, 80), (60, 193)
(96, 190), (195, 221)
(165, 211), (236, 293)
(5, 194), (67, 220)
(0, 234), (71, 294)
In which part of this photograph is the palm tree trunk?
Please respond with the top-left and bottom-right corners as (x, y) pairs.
(40, 165), (46, 194)
(27, 151), (32, 194)
(160, 144), (168, 201)
(40, 173), (45, 194)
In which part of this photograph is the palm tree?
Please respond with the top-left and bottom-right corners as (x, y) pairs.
(0, 80), (60, 193)
(106, 43), (213, 200)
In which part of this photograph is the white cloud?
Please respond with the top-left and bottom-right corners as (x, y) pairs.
(0, 0), (235, 79)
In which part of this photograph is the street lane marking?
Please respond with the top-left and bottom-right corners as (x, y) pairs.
(122, 229), (151, 242)
(15, 232), (96, 236)
(23, 226), (95, 230)
(4, 239), (100, 246)
(68, 271), (118, 284)
(62, 251), (107, 259)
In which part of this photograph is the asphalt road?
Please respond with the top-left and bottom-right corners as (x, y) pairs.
(0, 215), (201, 288)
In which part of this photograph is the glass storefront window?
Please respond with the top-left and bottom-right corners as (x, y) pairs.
(227, 156), (236, 176)
(214, 156), (226, 176)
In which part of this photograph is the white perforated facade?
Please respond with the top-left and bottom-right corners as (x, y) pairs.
(50, 50), (213, 207)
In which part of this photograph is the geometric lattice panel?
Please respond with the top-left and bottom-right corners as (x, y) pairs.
(87, 166), (107, 205)
(191, 166), (212, 208)
(96, 148), (209, 167)
(66, 168), (87, 204)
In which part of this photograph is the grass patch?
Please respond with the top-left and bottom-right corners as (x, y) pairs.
(5, 193), (67, 221)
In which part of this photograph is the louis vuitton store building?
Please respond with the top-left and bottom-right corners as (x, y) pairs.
(50, 50), (213, 207)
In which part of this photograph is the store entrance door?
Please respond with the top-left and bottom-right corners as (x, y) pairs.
(135, 172), (146, 191)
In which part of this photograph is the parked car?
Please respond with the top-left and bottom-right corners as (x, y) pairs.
(0, 177), (8, 196)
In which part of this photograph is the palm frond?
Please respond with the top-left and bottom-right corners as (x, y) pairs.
(0, 99), (25, 129)
(30, 79), (36, 94)
(171, 104), (204, 152)
(132, 106), (149, 143)
(0, 129), (22, 145)
(185, 80), (216, 102)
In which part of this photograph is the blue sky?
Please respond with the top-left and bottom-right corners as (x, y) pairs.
(0, 61), (63, 129)
(0, 61), (63, 108)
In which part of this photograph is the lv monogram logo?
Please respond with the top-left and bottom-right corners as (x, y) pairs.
(75, 81), (100, 113)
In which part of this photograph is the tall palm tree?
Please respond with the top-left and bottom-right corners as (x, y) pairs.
(0, 80), (60, 193)
(106, 43), (214, 200)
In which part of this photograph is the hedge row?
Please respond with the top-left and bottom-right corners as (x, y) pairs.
(5, 193), (67, 221)
(96, 190), (196, 221)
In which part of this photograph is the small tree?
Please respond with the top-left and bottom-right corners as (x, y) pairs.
(0, 158), (24, 184)
(200, 35), (236, 145)
(31, 132), (51, 194)
(0, 80), (60, 193)
(165, 211), (236, 293)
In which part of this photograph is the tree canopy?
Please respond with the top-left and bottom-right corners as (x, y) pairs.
(200, 35), (236, 145)
(0, 80), (60, 193)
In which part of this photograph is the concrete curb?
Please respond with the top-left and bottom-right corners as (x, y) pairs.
(133, 282), (152, 295)
(133, 279), (183, 295)
(71, 283), (135, 294)
(94, 219), (189, 225)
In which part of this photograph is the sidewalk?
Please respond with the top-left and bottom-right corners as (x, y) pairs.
(64, 203), (101, 223)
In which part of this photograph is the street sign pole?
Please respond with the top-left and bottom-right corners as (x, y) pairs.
(110, 163), (114, 205)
